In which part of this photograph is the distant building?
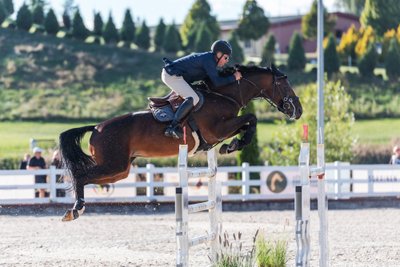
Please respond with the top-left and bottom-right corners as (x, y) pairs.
(219, 12), (360, 59)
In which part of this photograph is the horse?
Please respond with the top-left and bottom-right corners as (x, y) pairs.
(59, 64), (303, 221)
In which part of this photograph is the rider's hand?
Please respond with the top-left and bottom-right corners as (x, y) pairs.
(234, 71), (242, 81)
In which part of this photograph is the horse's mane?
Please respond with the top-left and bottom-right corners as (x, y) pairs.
(218, 64), (273, 77)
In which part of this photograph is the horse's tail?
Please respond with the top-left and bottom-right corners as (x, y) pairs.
(59, 125), (96, 187)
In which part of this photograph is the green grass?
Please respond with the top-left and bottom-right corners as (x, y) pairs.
(0, 118), (399, 159)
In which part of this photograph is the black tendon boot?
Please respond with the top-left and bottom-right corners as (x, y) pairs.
(164, 97), (194, 139)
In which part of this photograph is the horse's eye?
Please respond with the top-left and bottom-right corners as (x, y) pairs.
(283, 97), (288, 101)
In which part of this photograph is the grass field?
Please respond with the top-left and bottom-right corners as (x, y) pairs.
(0, 118), (399, 159)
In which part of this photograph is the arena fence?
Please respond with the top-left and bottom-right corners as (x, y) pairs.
(0, 164), (400, 205)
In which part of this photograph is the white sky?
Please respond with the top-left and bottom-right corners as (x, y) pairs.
(13, 0), (338, 28)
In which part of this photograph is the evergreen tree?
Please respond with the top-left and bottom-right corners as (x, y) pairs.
(136, 20), (150, 50)
(236, 0), (269, 41)
(228, 33), (244, 64)
(163, 23), (181, 53)
(32, 3), (44, 25)
(120, 9), (135, 43)
(62, 10), (71, 30)
(180, 0), (219, 50)
(301, 0), (335, 40)
(0, 1), (6, 24)
(194, 22), (212, 51)
(288, 32), (306, 71)
(236, 102), (262, 173)
(335, 0), (365, 16)
(71, 9), (88, 40)
(324, 34), (340, 76)
(103, 13), (119, 43)
(16, 3), (32, 31)
(3, 0), (14, 17)
(385, 38), (400, 80)
(361, 0), (400, 36)
(357, 43), (377, 77)
(44, 8), (59, 35)
(154, 18), (166, 52)
(93, 12), (103, 36)
(261, 35), (276, 66)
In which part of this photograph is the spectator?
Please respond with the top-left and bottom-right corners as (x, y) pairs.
(19, 153), (31, 170)
(51, 149), (65, 197)
(27, 147), (47, 198)
(389, 145), (400, 165)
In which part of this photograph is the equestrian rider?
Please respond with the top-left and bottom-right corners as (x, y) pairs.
(161, 40), (242, 139)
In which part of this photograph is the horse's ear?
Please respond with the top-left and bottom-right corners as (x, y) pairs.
(271, 63), (277, 71)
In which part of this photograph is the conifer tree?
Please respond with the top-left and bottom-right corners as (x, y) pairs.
(32, 3), (44, 25)
(62, 10), (71, 30)
(93, 12), (103, 36)
(228, 33), (244, 64)
(194, 22), (212, 51)
(324, 34), (340, 76)
(163, 23), (181, 53)
(301, 0), (335, 40)
(3, 0), (14, 17)
(385, 38), (400, 80)
(44, 8), (59, 35)
(103, 13), (119, 43)
(358, 43), (377, 77)
(0, 1), (6, 24)
(16, 3), (32, 31)
(71, 9), (88, 40)
(288, 32), (306, 71)
(154, 18), (166, 52)
(261, 35), (276, 66)
(136, 20), (150, 50)
(120, 9), (135, 43)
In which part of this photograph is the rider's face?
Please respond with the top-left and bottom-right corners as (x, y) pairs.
(216, 52), (230, 67)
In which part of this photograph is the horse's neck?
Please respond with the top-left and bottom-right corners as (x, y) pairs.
(213, 76), (260, 105)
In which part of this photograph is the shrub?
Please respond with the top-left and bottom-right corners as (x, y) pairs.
(385, 38), (400, 80)
(32, 4), (44, 25)
(261, 35), (276, 66)
(136, 20), (150, 50)
(358, 43), (377, 77)
(16, 3), (32, 31)
(0, 157), (20, 170)
(324, 34), (340, 76)
(163, 23), (181, 53)
(71, 10), (88, 40)
(103, 13), (119, 44)
(288, 32), (306, 71)
(120, 9), (135, 44)
(44, 8), (59, 35)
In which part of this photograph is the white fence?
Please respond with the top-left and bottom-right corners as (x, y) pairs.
(1, 163), (400, 205)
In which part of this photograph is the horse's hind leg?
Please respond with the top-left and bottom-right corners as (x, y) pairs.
(61, 161), (130, 222)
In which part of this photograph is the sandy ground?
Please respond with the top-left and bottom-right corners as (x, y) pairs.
(1, 208), (400, 267)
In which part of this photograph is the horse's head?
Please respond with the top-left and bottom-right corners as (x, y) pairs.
(239, 64), (302, 120)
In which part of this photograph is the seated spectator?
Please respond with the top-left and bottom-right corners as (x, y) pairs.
(19, 153), (31, 170)
(27, 147), (47, 198)
(389, 145), (400, 165)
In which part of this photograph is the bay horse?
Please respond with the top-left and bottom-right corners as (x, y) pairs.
(59, 64), (302, 221)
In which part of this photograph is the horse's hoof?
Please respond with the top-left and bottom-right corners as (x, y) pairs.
(219, 144), (229, 154)
(61, 209), (80, 222)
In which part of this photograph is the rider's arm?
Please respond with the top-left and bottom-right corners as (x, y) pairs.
(203, 56), (236, 87)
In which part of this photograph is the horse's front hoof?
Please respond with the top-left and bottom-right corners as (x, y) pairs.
(61, 209), (80, 222)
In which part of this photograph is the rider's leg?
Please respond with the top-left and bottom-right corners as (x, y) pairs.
(164, 97), (194, 139)
(161, 68), (199, 139)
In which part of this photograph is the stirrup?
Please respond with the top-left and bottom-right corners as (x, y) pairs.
(164, 125), (183, 139)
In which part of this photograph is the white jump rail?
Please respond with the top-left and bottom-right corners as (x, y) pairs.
(175, 144), (222, 267)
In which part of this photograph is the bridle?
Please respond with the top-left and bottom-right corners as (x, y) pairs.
(240, 73), (299, 120)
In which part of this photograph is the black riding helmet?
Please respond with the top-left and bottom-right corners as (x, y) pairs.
(211, 40), (232, 56)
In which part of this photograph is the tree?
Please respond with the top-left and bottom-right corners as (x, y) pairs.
(62, 0), (76, 30)
(357, 43), (377, 77)
(71, 9), (88, 40)
(361, 0), (400, 36)
(120, 9), (135, 44)
(236, 0), (269, 41)
(264, 80), (355, 165)
(385, 38), (400, 80)
(193, 22), (212, 51)
(2, 0), (14, 17)
(154, 18), (166, 52)
(324, 34), (340, 76)
(0, 1), (6, 24)
(337, 24), (360, 63)
(103, 13), (119, 44)
(136, 20), (150, 50)
(302, 0), (335, 40)
(93, 12), (103, 36)
(228, 33), (244, 64)
(62, 10), (71, 30)
(163, 23), (181, 53)
(44, 8), (59, 35)
(236, 102), (262, 170)
(334, 0), (365, 16)
(287, 32), (306, 71)
(261, 35), (276, 66)
(32, 3), (44, 25)
(180, 0), (219, 50)
(16, 3), (32, 31)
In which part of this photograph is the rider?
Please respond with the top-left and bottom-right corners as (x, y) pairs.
(161, 40), (242, 139)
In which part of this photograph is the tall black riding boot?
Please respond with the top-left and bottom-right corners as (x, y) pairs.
(164, 97), (194, 139)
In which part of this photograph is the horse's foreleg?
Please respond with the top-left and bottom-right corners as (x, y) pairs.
(214, 114), (257, 154)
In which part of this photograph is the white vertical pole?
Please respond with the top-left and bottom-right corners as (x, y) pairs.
(176, 144), (189, 267)
(241, 162), (249, 200)
(49, 165), (57, 200)
(207, 148), (218, 263)
(146, 163), (154, 199)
